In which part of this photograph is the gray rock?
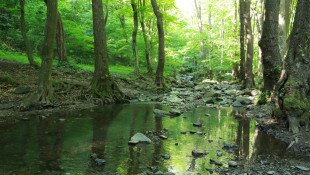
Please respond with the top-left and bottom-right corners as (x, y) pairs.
(210, 159), (223, 166)
(193, 122), (203, 127)
(228, 160), (238, 167)
(169, 109), (182, 116)
(232, 101), (243, 107)
(161, 154), (171, 160)
(267, 171), (276, 175)
(216, 151), (222, 157)
(159, 135), (168, 139)
(236, 96), (252, 105)
(153, 109), (168, 117)
(166, 95), (183, 104)
(296, 165), (310, 171)
(192, 150), (208, 157)
(129, 133), (151, 144)
(94, 158), (106, 166)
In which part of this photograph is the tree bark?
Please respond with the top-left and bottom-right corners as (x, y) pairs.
(276, 0), (310, 133)
(19, 0), (36, 66)
(239, 0), (246, 82)
(244, 0), (255, 88)
(56, 11), (67, 63)
(138, 0), (153, 74)
(279, 0), (291, 58)
(37, 0), (58, 103)
(91, 0), (124, 102)
(131, 0), (140, 75)
(151, 0), (165, 87)
(259, 0), (281, 92)
(194, 0), (207, 61)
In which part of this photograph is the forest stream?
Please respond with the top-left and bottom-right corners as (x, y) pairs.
(0, 103), (309, 175)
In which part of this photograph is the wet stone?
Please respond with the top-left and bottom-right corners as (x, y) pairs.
(94, 158), (106, 166)
(267, 171), (276, 175)
(210, 159), (223, 166)
(193, 122), (203, 127)
(296, 165), (310, 171)
(159, 135), (168, 140)
(228, 160), (238, 167)
(192, 150), (207, 157)
(161, 154), (171, 160)
(129, 133), (152, 145)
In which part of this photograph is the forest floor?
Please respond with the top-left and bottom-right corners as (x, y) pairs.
(0, 60), (309, 174)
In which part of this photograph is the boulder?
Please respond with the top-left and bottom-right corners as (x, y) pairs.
(228, 160), (238, 167)
(153, 109), (168, 117)
(128, 133), (152, 144)
(169, 109), (182, 117)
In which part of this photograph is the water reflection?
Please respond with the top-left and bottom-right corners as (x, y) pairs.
(0, 104), (294, 175)
(38, 117), (65, 171)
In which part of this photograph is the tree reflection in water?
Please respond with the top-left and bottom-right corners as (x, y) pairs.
(38, 117), (65, 171)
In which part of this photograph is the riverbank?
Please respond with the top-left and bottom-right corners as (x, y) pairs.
(0, 60), (309, 174)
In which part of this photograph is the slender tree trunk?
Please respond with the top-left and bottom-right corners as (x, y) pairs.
(244, 0), (255, 88)
(239, 0), (246, 82)
(19, 0), (36, 66)
(194, 0), (207, 61)
(275, 0), (310, 133)
(131, 0), (139, 75)
(37, 0), (58, 103)
(138, 0), (153, 74)
(254, 0), (264, 77)
(279, 0), (291, 58)
(91, 0), (124, 102)
(56, 11), (67, 63)
(259, 0), (281, 92)
(151, 0), (165, 87)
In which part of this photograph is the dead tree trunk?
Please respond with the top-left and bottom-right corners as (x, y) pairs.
(276, 0), (310, 133)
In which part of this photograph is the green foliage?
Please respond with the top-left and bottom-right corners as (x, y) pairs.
(0, 0), (274, 80)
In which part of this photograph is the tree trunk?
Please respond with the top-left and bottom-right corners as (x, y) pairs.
(239, 0), (246, 82)
(276, 0), (310, 133)
(151, 0), (165, 87)
(259, 0), (281, 92)
(36, 0), (58, 103)
(244, 0), (255, 88)
(19, 0), (36, 66)
(194, 0), (207, 61)
(279, 0), (291, 58)
(131, 0), (140, 75)
(91, 0), (124, 102)
(56, 11), (67, 63)
(138, 0), (153, 74)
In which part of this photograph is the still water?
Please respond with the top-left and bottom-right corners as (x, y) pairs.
(0, 104), (290, 175)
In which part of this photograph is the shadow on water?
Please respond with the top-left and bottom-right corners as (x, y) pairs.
(0, 104), (306, 174)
